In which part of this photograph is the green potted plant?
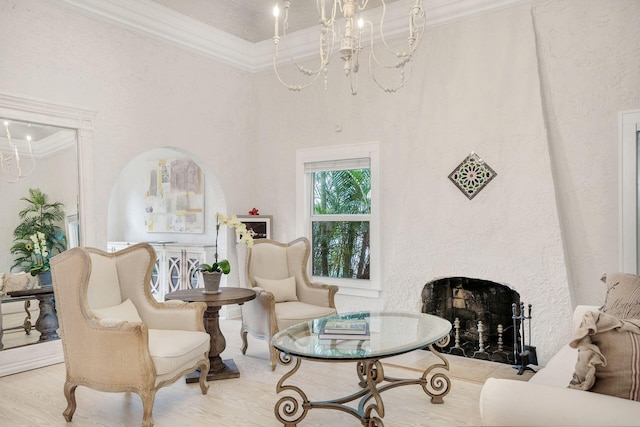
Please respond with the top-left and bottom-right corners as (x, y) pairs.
(10, 188), (67, 287)
(198, 212), (254, 294)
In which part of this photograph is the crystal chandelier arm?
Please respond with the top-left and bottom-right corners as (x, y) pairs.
(2, 120), (35, 183)
(2, 121), (20, 183)
(372, 0), (425, 67)
(273, 1), (337, 91)
(20, 135), (36, 178)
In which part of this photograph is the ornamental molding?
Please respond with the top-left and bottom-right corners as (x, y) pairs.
(50, 0), (526, 73)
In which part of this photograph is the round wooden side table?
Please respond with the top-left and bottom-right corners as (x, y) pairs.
(165, 287), (256, 382)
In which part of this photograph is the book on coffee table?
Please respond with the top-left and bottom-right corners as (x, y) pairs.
(318, 319), (370, 341)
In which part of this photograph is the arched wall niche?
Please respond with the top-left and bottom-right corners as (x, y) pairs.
(0, 92), (96, 376)
(107, 147), (235, 286)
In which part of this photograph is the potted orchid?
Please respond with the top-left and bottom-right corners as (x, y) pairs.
(197, 213), (254, 293)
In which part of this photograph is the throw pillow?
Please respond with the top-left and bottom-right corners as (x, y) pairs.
(254, 276), (298, 302)
(3, 273), (41, 293)
(601, 272), (640, 319)
(92, 298), (143, 323)
(568, 310), (640, 401)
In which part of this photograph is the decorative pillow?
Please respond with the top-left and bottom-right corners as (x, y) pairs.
(2, 273), (41, 293)
(92, 298), (143, 323)
(568, 310), (640, 401)
(254, 276), (298, 302)
(601, 272), (640, 319)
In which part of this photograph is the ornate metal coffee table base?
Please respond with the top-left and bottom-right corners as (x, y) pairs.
(274, 343), (451, 427)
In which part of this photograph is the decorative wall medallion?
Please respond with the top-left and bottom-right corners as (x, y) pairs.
(448, 152), (497, 200)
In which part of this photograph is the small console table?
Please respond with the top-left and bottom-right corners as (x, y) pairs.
(7, 288), (59, 342)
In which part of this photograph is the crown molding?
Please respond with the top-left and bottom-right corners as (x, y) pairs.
(50, 0), (527, 72)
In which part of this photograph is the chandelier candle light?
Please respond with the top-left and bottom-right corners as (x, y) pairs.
(272, 0), (426, 95)
(1, 120), (35, 184)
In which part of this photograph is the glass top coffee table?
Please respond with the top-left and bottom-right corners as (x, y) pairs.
(271, 311), (452, 426)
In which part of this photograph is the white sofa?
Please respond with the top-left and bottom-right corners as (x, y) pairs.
(480, 305), (640, 426)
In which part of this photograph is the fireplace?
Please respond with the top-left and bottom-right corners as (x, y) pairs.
(421, 276), (522, 364)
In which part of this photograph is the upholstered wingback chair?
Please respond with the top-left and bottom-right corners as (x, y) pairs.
(50, 244), (210, 427)
(237, 237), (338, 370)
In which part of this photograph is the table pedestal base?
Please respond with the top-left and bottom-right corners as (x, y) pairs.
(185, 358), (240, 383)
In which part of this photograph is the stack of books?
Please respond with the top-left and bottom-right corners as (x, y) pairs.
(317, 318), (370, 344)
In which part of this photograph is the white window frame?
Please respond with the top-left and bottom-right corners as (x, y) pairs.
(620, 109), (640, 273)
(296, 142), (380, 298)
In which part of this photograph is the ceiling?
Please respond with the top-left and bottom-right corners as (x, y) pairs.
(148, 0), (403, 43)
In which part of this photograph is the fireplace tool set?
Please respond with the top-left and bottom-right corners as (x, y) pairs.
(512, 302), (537, 374)
(446, 302), (536, 374)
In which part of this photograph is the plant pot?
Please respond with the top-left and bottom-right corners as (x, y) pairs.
(201, 271), (222, 294)
(39, 271), (53, 288)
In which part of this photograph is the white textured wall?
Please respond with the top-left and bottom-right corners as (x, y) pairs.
(532, 0), (640, 306)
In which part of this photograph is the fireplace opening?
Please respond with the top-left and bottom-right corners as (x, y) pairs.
(421, 276), (522, 364)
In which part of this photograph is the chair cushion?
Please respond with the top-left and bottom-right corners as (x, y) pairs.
(275, 301), (336, 330)
(601, 272), (640, 319)
(88, 253), (123, 309)
(92, 299), (142, 323)
(255, 276), (298, 302)
(148, 329), (210, 376)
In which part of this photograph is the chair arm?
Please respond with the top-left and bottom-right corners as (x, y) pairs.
(480, 378), (640, 426)
(66, 320), (155, 387)
(138, 301), (207, 332)
(241, 288), (277, 338)
(298, 282), (338, 308)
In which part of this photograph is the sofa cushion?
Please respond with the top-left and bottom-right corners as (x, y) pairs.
(92, 299), (142, 323)
(569, 310), (640, 401)
(148, 329), (209, 376)
(255, 276), (298, 302)
(602, 272), (640, 319)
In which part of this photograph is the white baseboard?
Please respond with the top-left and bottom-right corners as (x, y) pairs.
(0, 340), (64, 377)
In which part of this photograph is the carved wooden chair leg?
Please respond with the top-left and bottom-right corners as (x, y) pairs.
(240, 329), (248, 355)
(62, 382), (78, 422)
(198, 359), (210, 394)
(269, 345), (277, 371)
(140, 390), (156, 427)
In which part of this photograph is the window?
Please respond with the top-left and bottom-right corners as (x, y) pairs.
(297, 143), (380, 297)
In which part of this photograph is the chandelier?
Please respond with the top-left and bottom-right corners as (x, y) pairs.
(1, 120), (35, 184)
(272, 0), (426, 95)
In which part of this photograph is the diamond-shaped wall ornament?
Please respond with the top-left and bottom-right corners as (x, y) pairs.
(448, 152), (497, 200)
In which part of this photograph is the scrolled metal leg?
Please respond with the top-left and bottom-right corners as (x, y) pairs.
(361, 360), (385, 424)
(275, 351), (309, 426)
(422, 339), (451, 404)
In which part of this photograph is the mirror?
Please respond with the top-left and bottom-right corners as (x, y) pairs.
(0, 118), (79, 350)
(0, 93), (94, 376)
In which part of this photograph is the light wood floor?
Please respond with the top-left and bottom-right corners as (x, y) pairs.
(0, 319), (533, 426)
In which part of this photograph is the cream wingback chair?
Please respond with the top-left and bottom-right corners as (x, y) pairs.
(237, 237), (338, 370)
(50, 244), (210, 427)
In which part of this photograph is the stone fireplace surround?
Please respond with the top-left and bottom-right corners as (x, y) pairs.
(421, 276), (526, 364)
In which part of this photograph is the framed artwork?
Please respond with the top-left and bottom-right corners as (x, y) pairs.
(237, 215), (272, 242)
(144, 158), (204, 233)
